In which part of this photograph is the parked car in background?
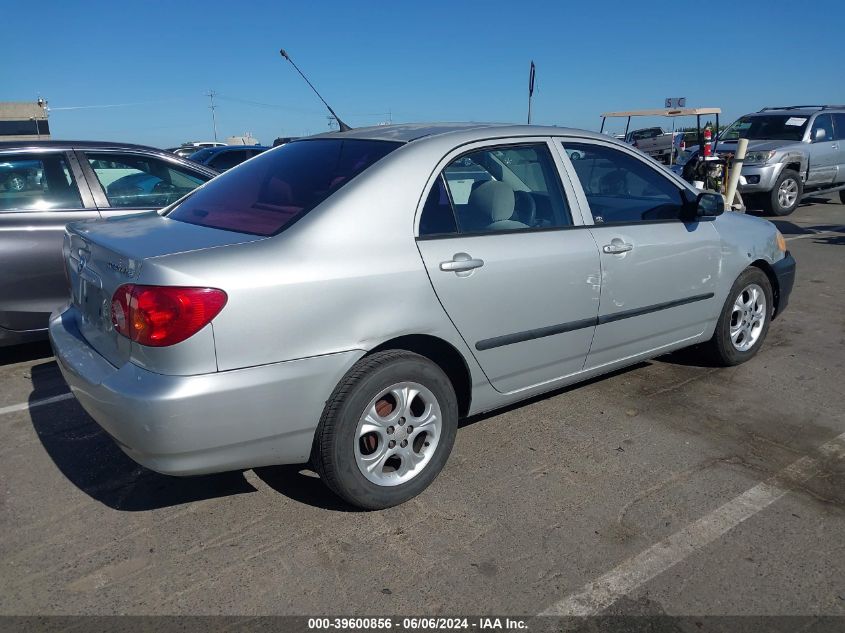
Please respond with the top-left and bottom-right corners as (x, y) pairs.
(166, 141), (226, 159)
(684, 106), (845, 215)
(49, 123), (793, 509)
(0, 141), (217, 346)
(189, 145), (269, 171)
(0, 157), (42, 192)
(625, 127), (678, 163)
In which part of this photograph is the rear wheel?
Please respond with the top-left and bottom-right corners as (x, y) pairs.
(703, 267), (773, 366)
(313, 350), (458, 510)
(762, 169), (802, 216)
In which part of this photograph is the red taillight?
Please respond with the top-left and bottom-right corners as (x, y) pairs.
(111, 285), (227, 347)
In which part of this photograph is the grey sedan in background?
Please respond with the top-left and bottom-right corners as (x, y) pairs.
(0, 141), (217, 346)
(49, 124), (795, 509)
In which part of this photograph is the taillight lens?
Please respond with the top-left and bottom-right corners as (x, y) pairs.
(111, 285), (227, 347)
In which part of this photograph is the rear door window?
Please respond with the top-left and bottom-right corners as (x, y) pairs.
(0, 153), (82, 211)
(833, 113), (845, 141)
(422, 143), (572, 235)
(167, 139), (401, 236)
(85, 153), (209, 209)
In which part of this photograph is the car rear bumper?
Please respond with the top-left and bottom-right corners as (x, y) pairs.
(49, 306), (362, 475)
(772, 252), (796, 318)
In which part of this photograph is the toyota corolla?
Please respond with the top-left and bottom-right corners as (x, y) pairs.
(49, 123), (796, 509)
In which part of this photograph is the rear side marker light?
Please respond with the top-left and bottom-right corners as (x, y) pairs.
(111, 285), (227, 347)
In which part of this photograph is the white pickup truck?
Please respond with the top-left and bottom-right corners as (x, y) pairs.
(625, 127), (677, 163)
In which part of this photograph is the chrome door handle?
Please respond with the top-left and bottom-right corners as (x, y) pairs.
(440, 252), (484, 272)
(602, 242), (633, 254)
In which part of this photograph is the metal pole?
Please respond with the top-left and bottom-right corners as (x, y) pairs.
(624, 116), (631, 138)
(600, 117), (606, 133)
(207, 90), (218, 142)
(669, 117), (675, 166)
(697, 114), (702, 154)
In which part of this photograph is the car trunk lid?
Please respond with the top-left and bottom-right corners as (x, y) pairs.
(65, 212), (264, 367)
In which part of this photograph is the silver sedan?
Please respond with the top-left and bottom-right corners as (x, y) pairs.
(49, 123), (796, 509)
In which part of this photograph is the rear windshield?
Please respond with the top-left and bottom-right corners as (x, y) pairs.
(721, 115), (809, 141)
(167, 139), (402, 236)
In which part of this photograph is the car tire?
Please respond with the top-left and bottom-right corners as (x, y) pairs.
(762, 169), (802, 216)
(839, 190), (845, 205)
(312, 350), (459, 510)
(703, 267), (773, 367)
(6, 172), (26, 192)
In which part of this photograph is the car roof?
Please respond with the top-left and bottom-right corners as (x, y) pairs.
(309, 122), (613, 144)
(0, 139), (176, 152)
(0, 140), (219, 175)
(195, 145), (270, 155)
(751, 107), (845, 116)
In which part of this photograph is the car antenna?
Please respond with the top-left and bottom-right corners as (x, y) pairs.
(279, 48), (352, 132)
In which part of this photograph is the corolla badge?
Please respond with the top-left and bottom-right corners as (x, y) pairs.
(107, 259), (139, 278)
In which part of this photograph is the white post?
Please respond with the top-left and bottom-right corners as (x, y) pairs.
(723, 138), (748, 211)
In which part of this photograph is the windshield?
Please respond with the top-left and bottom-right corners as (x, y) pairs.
(167, 139), (402, 236)
(721, 114), (809, 141)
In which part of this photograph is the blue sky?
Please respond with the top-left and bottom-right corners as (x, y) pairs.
(3, 0), (844, 148)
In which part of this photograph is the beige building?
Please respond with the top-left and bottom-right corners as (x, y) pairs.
(0, 101), (50, 141)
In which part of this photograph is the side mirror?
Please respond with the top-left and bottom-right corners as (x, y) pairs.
(813, 127), (827, 142)
(696, 192), (725, 217)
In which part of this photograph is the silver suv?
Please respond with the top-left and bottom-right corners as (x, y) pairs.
(716, 105), (845, 215)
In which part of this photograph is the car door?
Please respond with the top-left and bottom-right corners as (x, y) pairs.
(78, 150), (212, 219)
(0, 150), (99, 333)
(416, 139), (601, 393)
(805, 114), (838, 186)
(559, 139), (721, 370)
(832, 113), (845, 183)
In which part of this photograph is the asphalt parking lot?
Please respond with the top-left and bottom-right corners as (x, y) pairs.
(1, 196), (843, 618)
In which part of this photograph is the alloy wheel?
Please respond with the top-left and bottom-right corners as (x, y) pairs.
(354, 382), (442, 486)
(730, 283), (766, 352)
(777, 178), (798, 209)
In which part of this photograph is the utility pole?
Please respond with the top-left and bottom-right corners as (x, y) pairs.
(206, 90), (218, 141)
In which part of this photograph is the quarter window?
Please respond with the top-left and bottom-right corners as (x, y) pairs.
(419, 175), (458, 236)
(421, 143), (571, 236)
(86, 153), (209, 208)
(562, 142), (687, 224)
(0, 153), (82, 211)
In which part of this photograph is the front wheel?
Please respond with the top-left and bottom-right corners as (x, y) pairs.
(703, 267), (773, 366)
(762, 169), (802, 216)
(313, 350), (458, 510)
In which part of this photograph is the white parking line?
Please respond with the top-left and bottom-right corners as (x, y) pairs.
(0, 392), (74, 416)
(539, 430), (845, 616)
